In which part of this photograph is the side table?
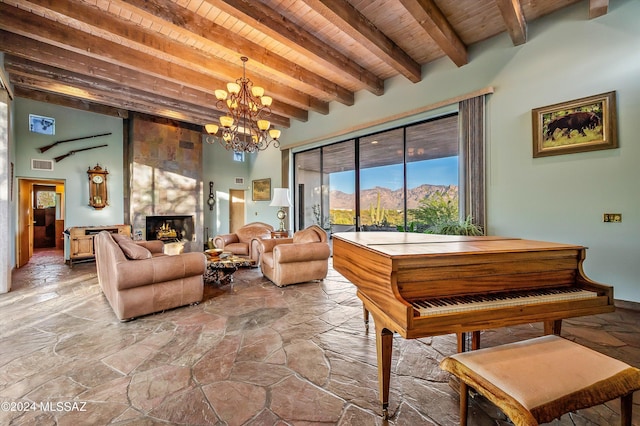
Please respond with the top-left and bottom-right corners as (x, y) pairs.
(270, 230), (289, 238)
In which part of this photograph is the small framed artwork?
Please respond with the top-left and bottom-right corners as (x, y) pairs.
(532, 91), (617, 158)
(252, 178), (271, 201)
(29, 114), (56, 135)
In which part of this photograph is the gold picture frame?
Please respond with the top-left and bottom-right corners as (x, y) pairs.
(532, 91), (617, 158)
(252, 178), (271, 201)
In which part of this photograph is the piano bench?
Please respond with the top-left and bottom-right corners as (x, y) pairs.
(440, 335), (640, 426)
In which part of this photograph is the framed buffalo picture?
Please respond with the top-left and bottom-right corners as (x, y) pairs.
(532, 91), (617, 157)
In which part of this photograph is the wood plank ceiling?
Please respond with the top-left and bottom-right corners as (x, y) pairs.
(0, 0), (608, 133)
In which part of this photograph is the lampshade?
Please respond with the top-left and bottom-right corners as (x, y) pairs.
(270, 188), (290, 207)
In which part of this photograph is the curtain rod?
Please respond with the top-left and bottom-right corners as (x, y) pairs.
(285, 86), (494, 149)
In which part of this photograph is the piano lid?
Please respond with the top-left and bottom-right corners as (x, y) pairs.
(332, 232), (586, 258)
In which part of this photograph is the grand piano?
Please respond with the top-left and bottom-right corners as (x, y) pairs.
(332, 232), (614, 419)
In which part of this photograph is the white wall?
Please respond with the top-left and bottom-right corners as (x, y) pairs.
(14, 99), (124, 228)
(282, 0), (640, 302)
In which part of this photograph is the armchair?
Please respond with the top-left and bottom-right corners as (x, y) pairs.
(258, 225), (330, 287)
(213, 222), (274, 262)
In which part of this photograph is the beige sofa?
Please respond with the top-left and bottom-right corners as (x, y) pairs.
(257, 225), (330, 287)
(94, 231), (206, 321)
(213, 222), (274, 262)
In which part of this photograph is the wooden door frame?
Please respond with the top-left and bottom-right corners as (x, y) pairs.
(17, 178), (65, 267)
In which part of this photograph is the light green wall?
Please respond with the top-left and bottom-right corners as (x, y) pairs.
(203, 138), (284, 235)
(281, 0), (640, 302)
(14, 99), (124, 228)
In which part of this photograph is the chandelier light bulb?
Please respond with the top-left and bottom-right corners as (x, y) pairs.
(220, 116), (234, 128)
(257, 119), (270, 131)
(227, 82), (241, 94)
(214, 89), (227, 100)
(251, 86), (264, 97)
(269, 129), (281, 140)
(205, 123), (219, 135)
(260, 96), (272, 107)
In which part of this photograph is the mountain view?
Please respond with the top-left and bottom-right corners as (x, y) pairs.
(329, 184), (458, 211)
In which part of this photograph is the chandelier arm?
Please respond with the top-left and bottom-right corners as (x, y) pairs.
(207, 57), (280, 152)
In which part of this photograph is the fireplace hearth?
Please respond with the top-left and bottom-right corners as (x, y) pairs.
(145, 215), (194, 242)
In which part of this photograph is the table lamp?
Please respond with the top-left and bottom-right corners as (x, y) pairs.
(270, 188), (291, 232)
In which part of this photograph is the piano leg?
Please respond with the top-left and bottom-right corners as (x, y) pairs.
(457, 331), (481, 352)
(376, 325), (393, 419)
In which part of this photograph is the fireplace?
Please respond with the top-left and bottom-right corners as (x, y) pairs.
(145, 215), (194, 242)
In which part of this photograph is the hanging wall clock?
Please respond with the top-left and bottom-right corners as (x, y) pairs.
(87, 164), (108, 209)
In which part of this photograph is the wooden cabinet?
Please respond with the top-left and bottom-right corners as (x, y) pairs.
(67, 224), (130, 267)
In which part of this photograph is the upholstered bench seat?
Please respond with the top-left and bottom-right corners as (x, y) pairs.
(440, 335), (640, 426)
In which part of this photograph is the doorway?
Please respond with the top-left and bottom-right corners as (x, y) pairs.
(229, 189), (245, 233)
(18, 178), (65, 267)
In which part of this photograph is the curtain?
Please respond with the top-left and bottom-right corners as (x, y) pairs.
(459, 95), (486, 233)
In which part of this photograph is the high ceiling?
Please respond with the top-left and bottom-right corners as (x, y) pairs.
(0, 0), (608, 132)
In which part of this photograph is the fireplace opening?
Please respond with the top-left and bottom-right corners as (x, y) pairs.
(145, 215), (194, 242)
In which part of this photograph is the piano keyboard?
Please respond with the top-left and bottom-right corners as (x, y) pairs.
(412, 287), (598, 316)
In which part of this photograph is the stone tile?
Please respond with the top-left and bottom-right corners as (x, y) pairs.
(102, 330), (176, 375)
(283, 340), (329, 386)
(128, 365), (194, 413)
(270, 375), (344, 423)
(202, 381), (265, 426)
(148, 387), (219, 425)
(193, 335), (242, 384)
(229, 361), (293, 387)
(237, 327), (283, 362)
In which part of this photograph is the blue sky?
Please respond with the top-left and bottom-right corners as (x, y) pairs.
(329, 156), (458, 193)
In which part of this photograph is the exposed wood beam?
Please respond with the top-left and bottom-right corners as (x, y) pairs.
(14, 86), (128, 119)
(0, 32), (219, 117)
(398, 0), (468, 67)
(589, 0), (609, 19)
(4, 56), (289, 128)
(214, 0), (385, 96)
(495, 0), (527, 46)
(0, 3), (312, 120)
(35, 0), (352, 107)
(10, 72), (223, 126)
(303, 0), (422, 83)
(0, 32), (292, 127)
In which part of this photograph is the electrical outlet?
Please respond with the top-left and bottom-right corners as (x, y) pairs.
(603, 213), (622, 223)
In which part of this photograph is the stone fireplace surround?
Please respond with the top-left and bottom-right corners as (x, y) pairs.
(125, 113), (204, 253)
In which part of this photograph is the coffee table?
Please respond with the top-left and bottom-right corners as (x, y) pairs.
(204, 255), (255, 284)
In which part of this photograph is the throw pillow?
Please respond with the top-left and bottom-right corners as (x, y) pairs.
(112, 233), (152, 260)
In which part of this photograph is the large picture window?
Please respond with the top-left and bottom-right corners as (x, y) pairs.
(293, 112), (464, 233)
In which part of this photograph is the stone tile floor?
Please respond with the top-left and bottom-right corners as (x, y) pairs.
(1, 248), (639, 425)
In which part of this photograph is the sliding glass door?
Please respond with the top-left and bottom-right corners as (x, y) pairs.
(358, 128), (404, 230)
(293, 112), (460, 233)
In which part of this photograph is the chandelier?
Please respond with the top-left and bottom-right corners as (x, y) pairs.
(204, 56), (281, 153)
